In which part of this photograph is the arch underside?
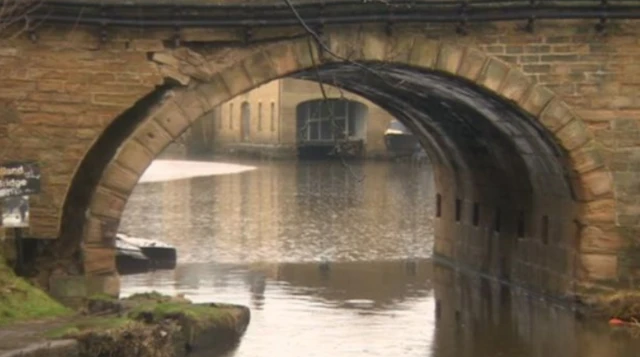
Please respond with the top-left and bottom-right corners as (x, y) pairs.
(59, 34), (614, 299)
(292, 62), (578, 293)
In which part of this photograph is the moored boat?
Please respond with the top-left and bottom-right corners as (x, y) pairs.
(116, 233), (178, 271)
(384, 120), (420, 158)
(115, 238), (150, 275)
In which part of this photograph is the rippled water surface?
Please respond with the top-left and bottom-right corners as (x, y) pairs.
(120, 159), (640, 357)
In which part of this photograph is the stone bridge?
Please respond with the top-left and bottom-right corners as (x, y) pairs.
(0, 0), (639, 303)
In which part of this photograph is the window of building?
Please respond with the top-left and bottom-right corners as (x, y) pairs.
(455, 199), (462, 222)
(270, 102), (276, 132)
(296, 99), (366, 142)
(229, 103), (233, 130)
(436, 194), (442, 218)
(258, 102), (263, 131)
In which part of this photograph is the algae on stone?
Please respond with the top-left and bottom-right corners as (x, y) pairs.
(71, 320), (181, 357)
(42, 292), (250, 357)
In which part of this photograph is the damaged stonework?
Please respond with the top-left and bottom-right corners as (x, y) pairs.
(151, 46), (266, 86)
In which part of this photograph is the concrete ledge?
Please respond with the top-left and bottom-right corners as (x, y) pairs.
(0, 340), (79, 357)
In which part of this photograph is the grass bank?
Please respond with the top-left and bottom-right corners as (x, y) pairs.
(0, 262), (70, 325)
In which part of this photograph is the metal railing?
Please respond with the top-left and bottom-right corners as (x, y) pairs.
(9, 0), (640, 30)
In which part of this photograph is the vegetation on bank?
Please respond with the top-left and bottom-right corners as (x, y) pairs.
(593, 291), (640, 325)
(0, 261), (70, 325)
(43, 291), (250, 357)
(126, 292), (240, 329)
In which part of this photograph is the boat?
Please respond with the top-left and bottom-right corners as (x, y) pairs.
(383, 120), (421, 158)
(115, 238), (150, 275)
(116, 233), (178, 271)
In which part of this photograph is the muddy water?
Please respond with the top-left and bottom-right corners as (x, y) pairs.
(119, 160), (640, 357)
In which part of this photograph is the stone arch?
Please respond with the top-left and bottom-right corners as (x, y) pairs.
(69, 27), (614, 297)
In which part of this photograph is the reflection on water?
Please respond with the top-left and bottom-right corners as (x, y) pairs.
(120, 160), (640, 357)
(121, 260), (435, 357)
(121, 160), (434, 263)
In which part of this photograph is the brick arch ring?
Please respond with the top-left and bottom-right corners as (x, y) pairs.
(78, 27), (615, 294)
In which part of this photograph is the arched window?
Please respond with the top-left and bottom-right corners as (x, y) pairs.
(270, 102), (276, 132)
(258, 102), (263, 131)
(241, 101), (250, 141)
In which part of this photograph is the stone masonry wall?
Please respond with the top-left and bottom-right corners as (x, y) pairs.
(0, 20), (637, 297)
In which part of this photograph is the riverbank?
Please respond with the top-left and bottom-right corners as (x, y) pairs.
(46, 292), (251, 357)
(0, 265), (251, 357)
(0, 262), (70, 326)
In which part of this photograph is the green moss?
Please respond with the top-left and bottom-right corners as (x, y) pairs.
(129, 301), (236, 327)
(88, 293), (118, 303)
(125, 291), (171, 303)
(0, 263), (70, 325)
(45, 316), (132, 339)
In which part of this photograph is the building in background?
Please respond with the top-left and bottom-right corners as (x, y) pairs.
(182, 78), (398, 160)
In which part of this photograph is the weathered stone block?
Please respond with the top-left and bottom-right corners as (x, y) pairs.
(195, 75), (232, 109)
(243, 50), (278, 86)
(220, 63), (252, 97)
(133, 119), (174, 154)
(584, 199), (616, 224)
(89, 185), (127, 220)
(579, 226), (623, 254)
(579, 253), (618, 280)
(114, 138), (155, 174)
(174, 90), (209, 123)
(520, 85), (555, 117)
(84, 215), (118, 247)
(408, 38), (440, 68)
(152, 52), (181, 68)
(555, 119), (590, 151)
(83, 246), (117, 276)
(499, 69), (533, 103)
(49, 275), (87, 300)
(360, 26), (388, 62)
(457, 48), (487, 81)
(159, 65), (191, 85)
(385, 34), (416, 63)
(436, 44), (465, 75)
(290, 37), (321, 70)
(579, 169), (614, 198)
(86, 272), (121, 297)
(539, 98), (576, 133)
(264, 42), (302, 77)
(325, 25), (363, 62)
(152, 99), (193, 138)
(476, 57), (510, 92)
(569, 142), (606, 173)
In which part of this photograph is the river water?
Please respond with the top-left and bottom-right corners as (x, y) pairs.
(119, 159), (640, 357)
